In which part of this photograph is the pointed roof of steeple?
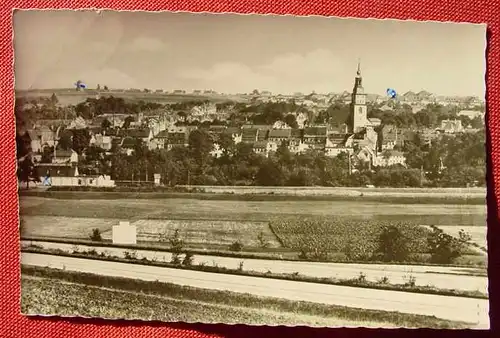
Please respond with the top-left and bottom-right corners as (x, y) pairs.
(356, 59), (361, 77)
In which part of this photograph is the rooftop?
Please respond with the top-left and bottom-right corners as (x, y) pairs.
(268, 129), (292, 138)
(304, 126), (327, 136)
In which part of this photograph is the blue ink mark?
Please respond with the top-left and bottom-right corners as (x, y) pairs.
(42, 176), (52, 186)
(386, 88), (397, 99)
(74, 80), (87, 90)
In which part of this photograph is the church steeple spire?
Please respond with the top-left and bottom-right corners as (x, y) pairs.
(354, 59), (363, 88)
(348, 59), (367, 134)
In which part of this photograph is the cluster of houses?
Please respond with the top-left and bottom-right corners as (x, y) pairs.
(23, 64), (483, 188)
(241, 87), (485, 115)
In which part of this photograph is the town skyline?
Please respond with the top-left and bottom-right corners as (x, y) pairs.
(16, 10), (488, 329)
(14, 10), (486, 97)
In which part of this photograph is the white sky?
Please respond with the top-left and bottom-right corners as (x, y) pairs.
(14, 10), (487, 97)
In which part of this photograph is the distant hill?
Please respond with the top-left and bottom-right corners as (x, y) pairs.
(15, 89), (249, 106)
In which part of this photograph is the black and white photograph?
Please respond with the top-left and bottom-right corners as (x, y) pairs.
(15, 10), (488, 329)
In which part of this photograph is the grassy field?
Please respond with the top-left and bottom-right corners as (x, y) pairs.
(21, 216), (281, 249)
(21, 266), (474, 328)
(20, 197), (486, 225)
(20, 189), (486, 205)
(19, 195), (486, 264)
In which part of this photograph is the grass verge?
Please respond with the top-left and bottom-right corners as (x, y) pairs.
(22, 246), (488, 299)
(21, 236), (488, 269)
(21, 265), (474, 328)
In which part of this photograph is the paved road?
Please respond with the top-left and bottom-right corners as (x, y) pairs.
(22, 240), (488, 293)
(21, 252), (489, 328)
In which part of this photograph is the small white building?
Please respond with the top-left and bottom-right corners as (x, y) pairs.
(112, 221), (137, 245)
(154, 173), (161, 185)
(439, 119), (464, 134)
(91, 134), (113, 150)
(210, 143), (224, 158)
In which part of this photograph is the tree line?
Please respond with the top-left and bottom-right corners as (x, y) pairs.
(104, 128), (485, 188)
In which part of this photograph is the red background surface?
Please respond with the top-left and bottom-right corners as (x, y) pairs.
(1, 1), (498, 337)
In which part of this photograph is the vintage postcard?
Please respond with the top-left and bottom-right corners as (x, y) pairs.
(15, 10), (488, 329)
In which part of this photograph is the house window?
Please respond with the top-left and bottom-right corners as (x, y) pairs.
(78, 179), (82, 185)
(89, 179), (93, 184)
(358, 107), (363, 114)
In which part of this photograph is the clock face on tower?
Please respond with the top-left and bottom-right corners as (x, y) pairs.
(355, 95), (365, 105)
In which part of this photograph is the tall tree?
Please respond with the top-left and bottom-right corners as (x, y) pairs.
(284, 114), (299, 129)
(58, 130), (73, 151)
(122, 116), (134, 129)
(41, 146), (54, 163)
(101, 118), (112, 131)
(17, 156), (40, 188)
(50, 93), (59, 106)
(72, 129), (91, 155)
(188, 129), (213, 172)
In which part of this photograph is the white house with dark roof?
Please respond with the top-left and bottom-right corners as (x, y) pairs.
(268, 129), (292, 144)
(439, 119), (464, 134)
(373, 150), (406, 167)
(36, 163), (115, 187)
(252, 141), (271, 157)
(52, 149), (78, 164)
(325, 133), (353, 158)
(303, 126), (327, 150)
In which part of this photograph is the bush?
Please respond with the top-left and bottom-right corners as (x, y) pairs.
(124, 250), (137, 259)
(404, 275), (417, 287)
(171, 253), (182, 265)
(376, 225), (410, 262)
(229, 241), (243, 252)
(427, 227), (470, 264)
(377, 276), (390, 284)
(169, 229), (184, 254)
(356, 272), (367, 283)
(89, 228), (103, 242)
(182, 252), (194, 266)
(257, 231), (269, 248)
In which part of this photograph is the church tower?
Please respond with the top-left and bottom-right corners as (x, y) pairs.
(348, 61), (368, 133)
